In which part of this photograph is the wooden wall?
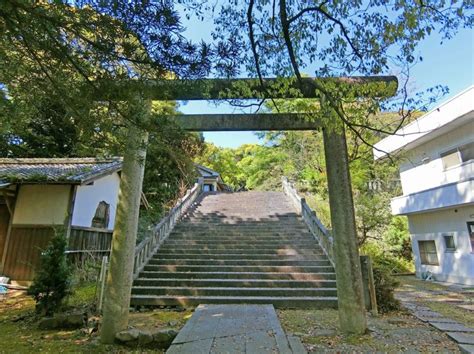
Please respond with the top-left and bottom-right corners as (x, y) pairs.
(0, 204), (10, 264)
(2, 226), (55, 281)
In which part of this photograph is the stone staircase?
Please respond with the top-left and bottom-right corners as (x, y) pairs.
(131, 191), (337, 308)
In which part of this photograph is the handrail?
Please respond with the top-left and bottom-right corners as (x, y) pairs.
(132, 180), (203, 278)
(281, 177), (334, 266)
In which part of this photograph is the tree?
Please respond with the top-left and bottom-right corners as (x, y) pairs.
(1, 1), (214, 342)
(27, 230), (72, 316)
(181, 0), (471, 333)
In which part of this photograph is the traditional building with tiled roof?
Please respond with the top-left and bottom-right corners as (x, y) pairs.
(0, 158), (124, 281)
(195, 164), (232, 192)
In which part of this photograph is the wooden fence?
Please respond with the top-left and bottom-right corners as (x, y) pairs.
(66, 226), (113, 263)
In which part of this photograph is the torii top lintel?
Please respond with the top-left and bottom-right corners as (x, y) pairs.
(103, 76), (398, 101)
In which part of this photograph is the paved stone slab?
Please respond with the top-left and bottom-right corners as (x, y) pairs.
(447, 332), (474, 345)
(167, 304), (303, 353)
(459, 344), (474, 353)
(211, 334), (246, 353)
(430, 322), (474, 333)
(167, 338), (214, 354)
(287, 335), (307, 354)
(413, 310), (443, 318)
(458, 304), (474, 312)
(416, 316), (457, 323)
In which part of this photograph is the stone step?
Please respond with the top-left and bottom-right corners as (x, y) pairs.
(139, 271), (337, 280)
(130, 295), (338, 308)
(159, 244), (320, 250)
(133, 278), (337, 288)
(155, 248), (324, 255)
(153, 253), (328, 260)
(169, 231), (313, 240)
(131, 286), (338, 297)
(183, 216), (301, 219)
(132, 191), (337, 310)
(179, 219), (304, 224)
(175, 224), (308, 229)
(172, 228), (311, 234)
(163, 240), (319, 246)
(147, 259), (331, 266)
(165, 236), (318, 245)
(143, 264), (334, 273)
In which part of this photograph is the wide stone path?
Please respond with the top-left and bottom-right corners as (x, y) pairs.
(166, 304), (306, 354)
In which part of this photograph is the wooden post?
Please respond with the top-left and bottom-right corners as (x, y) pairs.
(100, 98), (150, 343)
(323, 112), (367, 334)
(0, 185), (18, 273)
(360, 255), (378, 315)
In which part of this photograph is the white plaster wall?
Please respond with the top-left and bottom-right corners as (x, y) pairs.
(409, 204), (474, 285)
(399, 119), (474, 195)
(71, 172), (120, 230)
(12, 185), (71, 225)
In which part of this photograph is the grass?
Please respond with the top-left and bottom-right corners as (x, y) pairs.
(397, 275), (447, 292)
(0, 282), (191, 353)
(425, 301), (474, 328)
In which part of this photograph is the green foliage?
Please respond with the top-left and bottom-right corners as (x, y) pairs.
(361, 244), (407, 313)
(361, 242), (414, 274)
(384, 216), (412, 260)
(372, 265), (401, 313)
(27, 230), (72, 316)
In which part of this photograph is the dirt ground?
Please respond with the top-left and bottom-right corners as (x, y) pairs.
(1, 277), (469, 353)
(278, 308), (460, 353)
(277, 274), (474, 353)
(0, 285), (191, 353)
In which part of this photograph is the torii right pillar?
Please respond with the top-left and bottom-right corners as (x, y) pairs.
(322, 104), (368, 334)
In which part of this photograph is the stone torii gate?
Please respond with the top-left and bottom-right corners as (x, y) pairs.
(100, 76), (398, 342)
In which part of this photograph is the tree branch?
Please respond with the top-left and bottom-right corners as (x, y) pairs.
(288, 4), (362, 60)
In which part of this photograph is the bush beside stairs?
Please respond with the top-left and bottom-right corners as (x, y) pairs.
(131, 191), (337, 308)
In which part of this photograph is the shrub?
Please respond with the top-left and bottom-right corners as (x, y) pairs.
(27, 229), (72, 316)
(372, 264), (401, 313)
(361, 242), (408, 313)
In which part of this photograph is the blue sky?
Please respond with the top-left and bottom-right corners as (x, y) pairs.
(178, 10), (473, 148)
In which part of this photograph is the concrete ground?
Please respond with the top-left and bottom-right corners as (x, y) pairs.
(166, 304), (306, 354)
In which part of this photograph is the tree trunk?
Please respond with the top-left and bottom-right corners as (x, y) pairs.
(100, 100), (150, 344)
(323, 122), (367, 334)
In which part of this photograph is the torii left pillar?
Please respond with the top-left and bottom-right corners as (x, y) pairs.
(101, 97), (151, 343)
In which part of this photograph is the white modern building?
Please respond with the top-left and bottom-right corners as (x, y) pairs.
(374, 86), (474, 285)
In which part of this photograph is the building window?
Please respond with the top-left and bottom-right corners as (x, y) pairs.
(91, 201), (110, 229)
(443, 235), (456, 252)
(418, 240), (439, 265)
(441, 141), (474, 170)
(468, 222), (474, 253)
(441, 149), (461, 169)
